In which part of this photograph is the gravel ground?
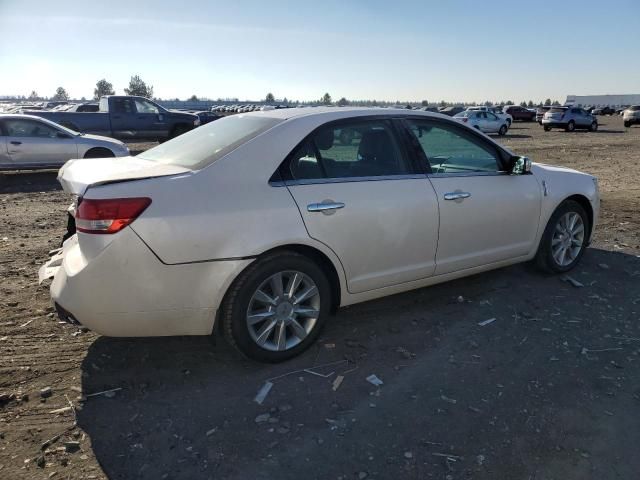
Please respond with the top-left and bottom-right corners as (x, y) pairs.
(1, 116), (639, 479)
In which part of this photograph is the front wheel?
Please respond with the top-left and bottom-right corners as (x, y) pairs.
(589, 121), (598, 132)
(498, 124), (508, 136)
(624, 121), (631, 128)
(221, 252), (331, 362)
(565, 120), (575, 132)
(543, 125), (551, 132)
(535, 200), (589, 273)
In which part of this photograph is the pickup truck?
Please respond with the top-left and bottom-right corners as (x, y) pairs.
(28, 96), (200, 141)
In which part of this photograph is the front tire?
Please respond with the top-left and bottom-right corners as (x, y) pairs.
(83, 147), (115, 158)
(543, 125), (551, 131)
(565, 120), (575, 132)
(624, 121), (631, 128)
(498, 124), (508, 136)
(221, 251), (332, 362)
(589, 121), (598, 132)
(535, 200), (589, 273)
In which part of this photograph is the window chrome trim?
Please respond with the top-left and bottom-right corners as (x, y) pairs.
(426, 171), (509, 178)
(270, 173), (427, 187)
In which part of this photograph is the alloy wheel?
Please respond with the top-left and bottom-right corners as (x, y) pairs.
(246, 271), (321, 352)
(551, 212), (585, 267)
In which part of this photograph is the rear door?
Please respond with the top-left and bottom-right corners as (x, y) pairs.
(2, 118), (78, 168)
(283, 118), (440, 294)
(403, 118), (541, 275)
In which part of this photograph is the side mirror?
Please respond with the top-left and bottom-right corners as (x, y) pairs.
(510, 155), (532, 175)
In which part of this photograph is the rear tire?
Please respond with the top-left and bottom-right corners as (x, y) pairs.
(498, 124), (508, 136)
(221, 251), (332, 362)
(83, 147), (115, 159)
(624, 121), (631, 128)
(565, 120), (575, 132)
(543, 125), (551, 132)
(535, 200), (589, 273)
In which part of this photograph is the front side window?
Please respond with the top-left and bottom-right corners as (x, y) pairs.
(406, 120), (501, 174)
(4, 119), (59, 138)
(289, 120), (410, 180)
(134, 99), (160, 114)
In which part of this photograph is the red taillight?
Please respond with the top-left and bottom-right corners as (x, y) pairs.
(76, 197), (151, 234)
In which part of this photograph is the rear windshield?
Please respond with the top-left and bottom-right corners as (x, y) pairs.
(629, 105), (640, 111)
(138, 115), (281, 169)
(549, 108), (566, 113)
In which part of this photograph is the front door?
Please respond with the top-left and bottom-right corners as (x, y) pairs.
(284, 118), (440, 294)
(133, 98), (169, 139)
(2, 118), (78, 168)
(403, 118), (542, 275)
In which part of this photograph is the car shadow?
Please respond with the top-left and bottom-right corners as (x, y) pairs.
(75, 248), (640, 479)
(501, 133), (532, 139)
(0, 171), (61, 194)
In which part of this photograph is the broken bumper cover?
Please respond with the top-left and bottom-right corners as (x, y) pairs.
(38, 228), (252, 337)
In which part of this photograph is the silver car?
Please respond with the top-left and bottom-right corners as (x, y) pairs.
(542, 107), (598, 132)
(0, 114), (129, 170)
(623, 105), (640, 127)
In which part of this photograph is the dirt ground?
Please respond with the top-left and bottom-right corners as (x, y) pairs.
(1, 116), (639, 480)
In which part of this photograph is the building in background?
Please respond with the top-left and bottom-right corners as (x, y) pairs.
(565, 94), (640, 107)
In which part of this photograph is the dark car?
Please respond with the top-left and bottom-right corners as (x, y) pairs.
(192, 111), (221, 125)
(592, 106), (615, 115)
(503, 105), (536, 122)
(439, 106), (466, 116)
(536, 106), (551, 124)
(29, 96), (200, 141)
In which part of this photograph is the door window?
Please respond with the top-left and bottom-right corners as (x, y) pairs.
(4, 119), (59, 138)
(112, 98), (135, 114)
(289, 120), (410, 180)
(487, 112), (499, 121)
(406, 120), (502, 174)
(134, 99), (160, 114)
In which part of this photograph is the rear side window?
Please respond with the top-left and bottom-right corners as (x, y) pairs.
(112, 98), (135, 114)
(138, 115), (281, 169)
(289, 120), (411, 180)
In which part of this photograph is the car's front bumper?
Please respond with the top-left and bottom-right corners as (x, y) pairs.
(39, 229), (252, 336)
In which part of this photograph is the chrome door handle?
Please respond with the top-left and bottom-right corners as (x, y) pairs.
(307, 202), (345, 213)
(444, 192), (471, 201)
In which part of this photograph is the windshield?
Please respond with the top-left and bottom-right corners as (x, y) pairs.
(138, 115), (281, 169)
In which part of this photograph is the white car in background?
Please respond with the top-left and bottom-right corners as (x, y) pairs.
(453, 110), (509, 135)
(466, 106), (513, 127)
(40, 108), (599, 362)
(0, 114), (129, 170)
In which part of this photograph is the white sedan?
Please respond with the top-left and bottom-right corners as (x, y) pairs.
(40, 108), (599, 362)
(453, 110), (510, 135)
(0, 114), (129, 170)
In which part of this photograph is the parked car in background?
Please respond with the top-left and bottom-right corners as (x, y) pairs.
(40, 107), (599, 362)
(6, 105), (45, 113)
(592, 106), (615, 116)
(439, 106), (466, 116)
(0, 114), (129, 170)
(466, 106), (513, 127)
(542, 107), (597, 132)
(623, 105), (640, 127)
(454, 110), (509, 135)
(536, 106), (551, 124)
(503, 105), (536, 122)
(192, 111), (221, 125)
(28, 96), (200, 141)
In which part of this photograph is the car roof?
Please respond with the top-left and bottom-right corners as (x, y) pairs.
(237, 106), (454, 122)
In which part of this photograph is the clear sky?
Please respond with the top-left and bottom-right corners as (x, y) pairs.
(1, 0), (639, 103)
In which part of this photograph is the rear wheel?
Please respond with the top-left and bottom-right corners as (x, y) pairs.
(498, 124), (508, 136)
(543, 125), (551, 132)
(535, 200), (589, 273)
(221, 251), (331, 362)
(83, 147), (115, 158)
(565, 120), (575, 132)
(624, 121), (631, 128)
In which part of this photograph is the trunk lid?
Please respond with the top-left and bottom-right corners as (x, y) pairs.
(58, 156), (191, 195)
